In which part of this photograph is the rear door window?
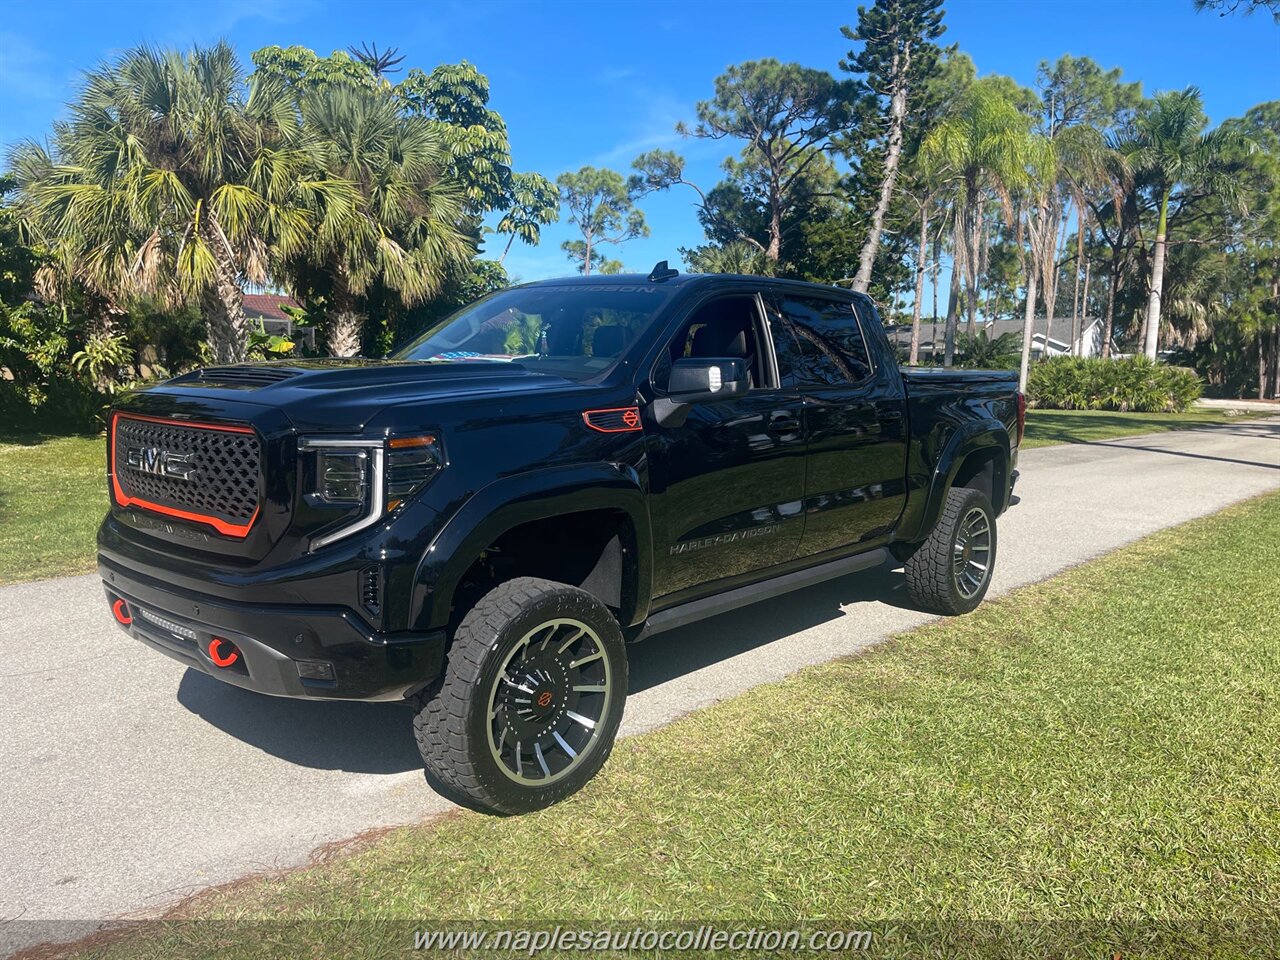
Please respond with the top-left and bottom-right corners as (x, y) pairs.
(773, 295), (874, 387)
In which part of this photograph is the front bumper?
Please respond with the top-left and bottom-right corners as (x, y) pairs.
(100, 556), (446, 701)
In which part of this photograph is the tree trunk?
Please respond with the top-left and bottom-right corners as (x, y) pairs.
(963, 182), (981, 336)
(498, 232), (517, 266)
(1102, 256), (1118, 360)
(908, 199), (929, 367)
(1079, 228), (1093, 357)
(1044, 203), (1068, 333)
(852, 50), (910, 294)
(1070, 205), (1084, 356)
(326, 311), (362, 358)
(930, 231), (941, 361)
(583, 230), (594, 276)
(203, 259), (249, 365)
(1142, 189), (1172, 360)
(1268, 282), (1280, 400)
(194, 208), (252, 365)
(326, 284), (364, 358)
(1019, 265), (1039, 393)
(944, 256), (962, 368)
(1260, 329), (1269, 402)
(978, 204), (992, 321)
(766, 200), (783, 264)
(1271, 323), (1280, 400)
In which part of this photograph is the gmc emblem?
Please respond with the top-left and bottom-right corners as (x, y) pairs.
(126, 446), (197, 481)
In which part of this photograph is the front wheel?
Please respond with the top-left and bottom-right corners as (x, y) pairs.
(905, 486), (997, 615)
(411, 577), (628, 815)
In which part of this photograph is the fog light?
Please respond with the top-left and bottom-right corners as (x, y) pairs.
(296, 659), (336, 682)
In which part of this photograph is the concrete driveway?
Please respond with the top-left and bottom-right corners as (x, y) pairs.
(2, 419), (1277, 956)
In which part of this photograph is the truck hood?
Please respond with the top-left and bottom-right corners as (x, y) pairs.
(151, 358), (594, 433)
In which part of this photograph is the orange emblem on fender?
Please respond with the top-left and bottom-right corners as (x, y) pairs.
(582, 406), (644, 433)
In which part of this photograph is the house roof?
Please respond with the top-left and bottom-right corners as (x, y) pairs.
(884, 316), (1101, 351)
(982, 316), (1100, 347)
(242, 293), (300, 322)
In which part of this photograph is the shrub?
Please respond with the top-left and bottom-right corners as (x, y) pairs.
(1027, 356), (1203, 413)
(955, 329), (1020, 369)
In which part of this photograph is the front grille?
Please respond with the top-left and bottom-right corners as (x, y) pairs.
(112, 415), (261, 533)
(193, 365), (300, 388)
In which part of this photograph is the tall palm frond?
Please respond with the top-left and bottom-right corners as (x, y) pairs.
(286, 85), (473, 354)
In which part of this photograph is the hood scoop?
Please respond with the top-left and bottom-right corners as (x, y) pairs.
(187, 365), (303, 389)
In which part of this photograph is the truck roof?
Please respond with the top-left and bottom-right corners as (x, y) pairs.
(520, 271), (867, 302)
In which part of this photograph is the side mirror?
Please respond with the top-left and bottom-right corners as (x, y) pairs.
(652, 358), (749, 426)
(669, 358), (749, 402)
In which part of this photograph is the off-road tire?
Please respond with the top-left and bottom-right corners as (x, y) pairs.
(411, 577), (627, 815)
(905, 486), (997, 615)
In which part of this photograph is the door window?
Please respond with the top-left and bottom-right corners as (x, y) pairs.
(653, 295), (773, 392)
(773, 296), (874, 387)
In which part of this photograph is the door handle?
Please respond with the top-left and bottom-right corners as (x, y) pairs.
(767, 415), (802, 434)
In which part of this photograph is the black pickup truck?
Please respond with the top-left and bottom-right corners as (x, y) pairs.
(100, 265), (1021, 814)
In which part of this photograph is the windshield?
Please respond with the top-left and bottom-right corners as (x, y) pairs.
(394, 283), (677, 380)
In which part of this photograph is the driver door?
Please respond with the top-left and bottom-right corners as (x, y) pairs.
(642, 291), (808, 604)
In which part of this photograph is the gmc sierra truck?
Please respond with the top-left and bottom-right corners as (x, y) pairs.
(100, 264), (1022, 814)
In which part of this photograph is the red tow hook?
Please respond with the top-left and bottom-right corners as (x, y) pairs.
(111, 599), (133, 625)
(208, 637), (241, 668)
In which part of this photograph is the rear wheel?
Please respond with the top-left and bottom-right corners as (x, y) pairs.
(905, 486), (997, 615)
(411, 577), (627, 815)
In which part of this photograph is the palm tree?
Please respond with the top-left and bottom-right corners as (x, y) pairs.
(291, 86), (473, 356)
(899, 173), (950, 366)
(10, 43), (352, 364)
(1030, 124), (1121, 360)
(1127, 88), (1246, 359)
(921, 81), (1035, 339)
(346, 43), (406, 81)
(1014, 135), (1061, 391)
(684, 241), (773, 276)
(955, 328), (1020, 369)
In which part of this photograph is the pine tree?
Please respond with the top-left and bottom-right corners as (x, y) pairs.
(840, 0), (947, 294)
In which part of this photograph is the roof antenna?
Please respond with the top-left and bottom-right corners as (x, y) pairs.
(647, 260), (679, 282)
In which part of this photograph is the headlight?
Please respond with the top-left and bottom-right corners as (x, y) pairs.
(317, 449), (368, 504)
(299, 433), (443, 549)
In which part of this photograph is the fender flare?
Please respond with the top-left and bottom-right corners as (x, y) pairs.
(410, 462), (652, 632)
(907, 420), (1010, 543)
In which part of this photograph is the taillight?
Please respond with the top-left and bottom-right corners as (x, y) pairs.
(1016, 392), (1027, 445)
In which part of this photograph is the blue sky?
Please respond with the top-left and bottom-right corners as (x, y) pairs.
(2, 0), (1277, 285)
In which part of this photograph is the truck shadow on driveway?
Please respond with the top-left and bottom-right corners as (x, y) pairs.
(628, 560), (911, 693)
(176, 671), (422, 774)
(174, 560), (911, 775)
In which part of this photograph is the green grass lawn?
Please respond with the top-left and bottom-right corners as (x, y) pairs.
(1020, 406), (1262, 448)
(59, 492), (1280, 960)
(0, 409), (1273, 586)
(0, 432), (105, 585)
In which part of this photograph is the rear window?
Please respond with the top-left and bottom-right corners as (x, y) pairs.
(773, 296), (873, 386)
(395, 284), (677, 380)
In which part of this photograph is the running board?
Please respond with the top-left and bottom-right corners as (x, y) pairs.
(633, 547), (890, 642)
